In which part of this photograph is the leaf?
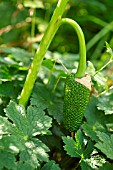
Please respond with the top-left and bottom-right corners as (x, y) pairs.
(41, 160), (61, 170)
(87, 61), (108, 91)
(47, 100), (63, 125)
(19, 138), (50, 167)
(62, 130), (93, 159)
(62, 135), (79, 158)
(94, 72), (108, 91)
(0, 136), (23, 154)
(97, 89), (113, 115)
(0, 101), (52, 168)
(0, 47), (32, 65)
(0, 116), (12, 135)
(87, 61), (96, 76)
(105, 42), (113, 56)
(95, 131), (113, 159)
(0, 81), (17, 97)
(31, 82), (63, 124)
(80, 159), (94, 170)
(17, 162), (35, 170)
(98, 162), (113, 170)
(4, 101), (28, 137)
(80, 155), (106, 170)
(42, 59), (54, 70)
(0, 152), (17, 170)
(27, 106), (52, 136)
(83, 95), (108, 141)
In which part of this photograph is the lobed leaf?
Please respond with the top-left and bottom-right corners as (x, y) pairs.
(31, 82), (63, 124)
(0, 101), (52, 169)
(62, 130), (93, 159)
(27, 106), (52, 136)
(95, 132), (113, 159)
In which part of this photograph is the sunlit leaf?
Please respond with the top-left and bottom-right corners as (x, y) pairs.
(97, 89), (113, 115)
(95, 132), (113, 159)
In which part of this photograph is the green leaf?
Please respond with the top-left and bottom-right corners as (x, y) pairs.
(95, 132), (113, 159)
(80, 159), (94, 170)
(80, 155), (106, 170)
(87, 61), (108, 91)
(17, 162), (35, 170)
(0, 116), (12, 135)
(4, 101), (29, 138)
(98, 162), (113, 170)
(62, 130), (93, 159)
(41, 160), (61, 170)
(0, 136), (23, 154)
(105, 42), (113, 56)
(1, 101), (52, 168)
(42, 59), (54, 70)
(19, 138), (50, 168)
(97, 89), (113, 115)
(0, 81), (17, 97)
(0, 152), (17, 170)
(27, 106), (52, 136)
(94, 72), (108, 91)
(31, 82), (63, 124)
(0, 47), (32, 65)
(62, 135), (79, 158)
(83, 95), (108, 141)
(87, 61), (96, 76)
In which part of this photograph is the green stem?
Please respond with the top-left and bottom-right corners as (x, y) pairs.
(93, 58), (113, 76)
(61, 18), (86, 78)
(19, 1), (87, 107)
(19, 0), (69, 106)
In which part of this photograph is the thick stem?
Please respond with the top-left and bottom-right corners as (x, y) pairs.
(19, 0), (69, 106)
(61, 18), (86, 78)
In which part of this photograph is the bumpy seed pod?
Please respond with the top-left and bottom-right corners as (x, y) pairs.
(63, 73), (91, 132)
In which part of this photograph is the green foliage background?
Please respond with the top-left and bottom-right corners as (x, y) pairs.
(0, 0), (113, 169)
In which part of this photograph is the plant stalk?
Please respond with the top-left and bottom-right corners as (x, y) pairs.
(61, 18), (86, 78)
(19, 0), (69, 106)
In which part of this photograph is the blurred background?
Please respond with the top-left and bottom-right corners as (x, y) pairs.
(1, 0), (113, 61)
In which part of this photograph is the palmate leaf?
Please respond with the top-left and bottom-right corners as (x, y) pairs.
(0, 101), (52, 169)
(31, 82), (63, 124)
(62, 130), (93, 159)
(95, 131), (113, 159)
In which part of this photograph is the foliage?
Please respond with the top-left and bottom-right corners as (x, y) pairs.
(0, 0), (113, 169)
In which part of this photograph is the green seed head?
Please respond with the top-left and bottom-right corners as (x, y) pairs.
(63, 73), (90, 132)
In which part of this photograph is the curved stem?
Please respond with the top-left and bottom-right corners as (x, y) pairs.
(19, 1), (86, 107)
(60, 18), (86, 78)
(19, 0), (69, 107)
